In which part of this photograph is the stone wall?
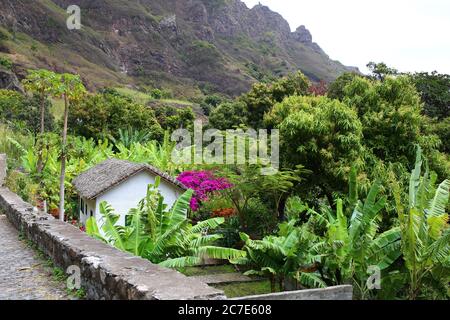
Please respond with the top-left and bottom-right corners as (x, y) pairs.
(0, 154), (6, 186)
(234, 285), (353, 300)
(0, 154), (225, 300)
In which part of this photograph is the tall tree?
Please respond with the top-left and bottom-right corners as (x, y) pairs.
(241, 72), (310, 128)
(367, 62), (398, 81)
(58, 73), (86, 221)
(22, 70), (60, 173)
(409, 71), (450, 120)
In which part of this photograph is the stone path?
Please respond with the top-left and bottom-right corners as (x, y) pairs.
(0, 215), (69, 300)
(189, 273), (260, 285)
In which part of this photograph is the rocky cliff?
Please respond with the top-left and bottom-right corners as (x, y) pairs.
(0, 0), (357, 96)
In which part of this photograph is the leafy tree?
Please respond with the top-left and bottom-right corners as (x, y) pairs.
(208, 101), (248, 130)
(200, 94), (226, 116)
(58, 73), (86, 221)
(68, 89), (163, 141)
(342, 76), (436, 166)
(392, 147), (449, 300)
(86, 178), (245, 267)
(241, 72), (310, 128)
(151, 105), (195, 132)
(409, 71), (450, 120)
(367, 62), (398, 81)
(0, 90), (54, 134)
(432, 117), (450, 153)
(22, 69), (61, 173)
(265, 95), (364, 202)
(327, 72), (359, 100)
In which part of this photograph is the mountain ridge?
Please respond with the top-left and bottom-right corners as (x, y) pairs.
(0, 0), (358, 97)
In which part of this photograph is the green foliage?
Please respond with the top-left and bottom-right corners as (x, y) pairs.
(409, 71), (450, 120)
(87, 180), (245, 267)
(208, 101), (248, 130)
(367, 62), (398, 81)
(109, 127), (153, 149)
(432, 117), (450, 153)
(0, 89), (55, 135)
(221, 165), (304, 235)
(392, 147), (450, 300)
(151, 105), (195, 132)
(68, 88), (163, 141)
(327, 72), (359, 100)
(0, 56), (13, 70)
(241, 72), (310, 128)
(308, 182), (401, 299)
(233, 219), (325, 292)
(150, 88), (172, 100)
(343, 76), (436, 165)
(265, 95), (364, 199)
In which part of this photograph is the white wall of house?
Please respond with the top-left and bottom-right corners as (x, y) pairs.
(87, 171), (183, 229)
(79, 197), (96, 225)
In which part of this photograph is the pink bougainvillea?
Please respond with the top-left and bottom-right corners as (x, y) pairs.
(177, 170), (233, 211)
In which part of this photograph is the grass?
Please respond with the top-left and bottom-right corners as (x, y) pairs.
(114, 87), (153, 105)
(178, 264), (236, 277)
(213, 280), (278, 298)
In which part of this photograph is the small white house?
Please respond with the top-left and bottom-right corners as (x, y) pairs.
(72, 158), (187, 227)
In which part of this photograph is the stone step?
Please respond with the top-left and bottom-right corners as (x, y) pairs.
(189, 273), (262, 285)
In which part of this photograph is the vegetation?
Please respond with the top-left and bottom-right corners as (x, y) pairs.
(67, 88), (163, 141)
(86, 178), (245, 267)
(1, 65), (448, 300)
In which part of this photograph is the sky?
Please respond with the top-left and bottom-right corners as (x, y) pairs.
(242, 0), (450, 74)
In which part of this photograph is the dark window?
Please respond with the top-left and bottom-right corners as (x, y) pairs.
(90, 210), (93, 217)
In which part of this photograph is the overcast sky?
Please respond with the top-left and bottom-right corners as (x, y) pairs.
(242, 0), (450, 74)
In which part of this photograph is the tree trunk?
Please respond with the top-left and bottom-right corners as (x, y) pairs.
(270, 275), (276, 293)
(37, 91), (45, 174)
(58, 94), (69, 222)
(277, 194), (289, 221)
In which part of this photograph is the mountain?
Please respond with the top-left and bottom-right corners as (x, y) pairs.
(0, 0), (358, 97)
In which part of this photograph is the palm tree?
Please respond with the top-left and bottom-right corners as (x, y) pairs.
(22, 70), (60, 174)
(393, 146), (449, 300)
(58, 74), (86, 221)
(86, 177), (245, 267)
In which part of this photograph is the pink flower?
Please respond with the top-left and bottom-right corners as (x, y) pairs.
(177, 171), (233, 211)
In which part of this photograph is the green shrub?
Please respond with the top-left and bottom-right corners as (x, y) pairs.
(0, 56), (13, 70)
(68, 88), (163, 141)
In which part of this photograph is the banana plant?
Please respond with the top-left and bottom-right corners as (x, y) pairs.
(86, 177), (245, 268)
(308, 179), (401, 299)
(232, 219), (325, 292)
(393, 146), (449, 300)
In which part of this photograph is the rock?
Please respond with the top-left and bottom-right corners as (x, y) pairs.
(292, 25), (313, 44)
(0, 66), (24, 93)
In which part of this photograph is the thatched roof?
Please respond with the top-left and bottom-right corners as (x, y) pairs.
(72, 158), (186, 200)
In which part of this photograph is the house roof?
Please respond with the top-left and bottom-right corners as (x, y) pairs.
(72, 158), (187, 200)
